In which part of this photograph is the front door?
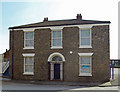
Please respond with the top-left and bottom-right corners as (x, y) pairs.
(54, 64), (60, 80)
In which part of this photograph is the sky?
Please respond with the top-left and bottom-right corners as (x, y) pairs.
(0, 0), (119, 59)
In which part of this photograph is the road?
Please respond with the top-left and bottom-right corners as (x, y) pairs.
(0, 68), (119, 91)
(1, 81), (119, 90)
(1, 79), (118, 91)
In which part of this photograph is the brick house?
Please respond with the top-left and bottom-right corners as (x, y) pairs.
(9, 14), (110, 82)
(3, 49), (9, 62)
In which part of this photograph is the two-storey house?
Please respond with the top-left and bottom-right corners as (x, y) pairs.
(9, 14), (110, 82)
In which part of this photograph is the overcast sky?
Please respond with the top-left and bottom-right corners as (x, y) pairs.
(0, 0), (119, 59)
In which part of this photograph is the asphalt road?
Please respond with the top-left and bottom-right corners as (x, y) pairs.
(1, 78), (119, 91)
(1, 80), (118, 90)
(0, 68), (120, 91)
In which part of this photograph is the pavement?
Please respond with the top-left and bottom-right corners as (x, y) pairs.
(1, 77), (119, 91)
(1, 76), (111, 87)
(110, 68), (120, 86)
(1, 78), (99, 87)
(1, 79), (119, 90)
(0, 68), (120, 91)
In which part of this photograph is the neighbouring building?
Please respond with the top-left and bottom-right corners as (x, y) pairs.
(9, 14), (110, 82)
(110, 59), (120, 68)
(0, 54), (4, 74)
(2, 49), (9, 76)
(3, 49), (9, 62)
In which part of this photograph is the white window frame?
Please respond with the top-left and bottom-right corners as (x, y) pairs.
(79, 28), (92, 48)
(51, 30), (63, 49)
(23, 31), (34, 49)
(78, 53), (93, 76)
(22, 53), (35, 75)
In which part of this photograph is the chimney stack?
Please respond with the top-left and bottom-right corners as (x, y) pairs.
(43, 17), (48, 22)
(76, 14), (82, 20)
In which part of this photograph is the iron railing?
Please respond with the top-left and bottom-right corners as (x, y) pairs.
(2, 61), (9, 73)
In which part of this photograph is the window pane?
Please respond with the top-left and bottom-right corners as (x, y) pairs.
(81, 38), (90, 45)
(80, 57), (90, 64)
(81, 65), (90, 73)
(57, 31), (61, 38)
(53, 31), (61, 38)
(25, 32), (34, 39)
(25, 40), (34, 47)
(81, 29), (90, 38)
(53, 31), (58, 38)
(25, 32), (29, 39)
(52, 56), (62, 61)
(25, 65), (33, 72)
(25, 57), (34, 65)
(52, 39), (62, 46)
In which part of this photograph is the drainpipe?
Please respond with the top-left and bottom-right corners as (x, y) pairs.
(11, 29), (14, 79)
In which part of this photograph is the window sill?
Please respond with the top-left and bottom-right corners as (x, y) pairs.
(79, 46), (92, 48)
(23, 47), (34, 50)
(23, 72), (34, 75)
(79, 74), (92, 76)
(51, 46), (63, 49)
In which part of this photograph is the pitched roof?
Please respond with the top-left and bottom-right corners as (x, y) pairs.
(9, 14), (110, 29)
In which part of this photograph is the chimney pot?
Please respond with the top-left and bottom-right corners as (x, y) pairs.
(76, 14), (82, 20)
(43, 17), (48, 22)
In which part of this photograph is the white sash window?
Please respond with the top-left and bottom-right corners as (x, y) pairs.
(22, 53), (35, 75)
(51, 30), (62, 49)
(78, 53), (93, 76)
(24, 32), (34, 49)
(80, 28), (92, 48)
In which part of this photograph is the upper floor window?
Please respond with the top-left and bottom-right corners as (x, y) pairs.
(51, 30), (62, 49)
(24, 32), (34, 49)
(79, 28), (92, 48)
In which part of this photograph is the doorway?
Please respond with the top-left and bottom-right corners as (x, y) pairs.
(54, 64), (60, 80)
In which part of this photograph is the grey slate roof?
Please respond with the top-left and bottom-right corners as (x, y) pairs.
(9, 18), (110, 29)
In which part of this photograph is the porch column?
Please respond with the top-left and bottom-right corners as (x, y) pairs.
(60, 63), (63, 80)
(50, 63), (54, 80)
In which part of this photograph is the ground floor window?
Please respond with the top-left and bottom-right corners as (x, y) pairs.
(22, 53), (35, 75)
(78, 53), (93, 76)
(24, 57), (34, 73)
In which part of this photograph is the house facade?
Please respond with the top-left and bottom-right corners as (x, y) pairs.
(9, 14), (110, 82)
